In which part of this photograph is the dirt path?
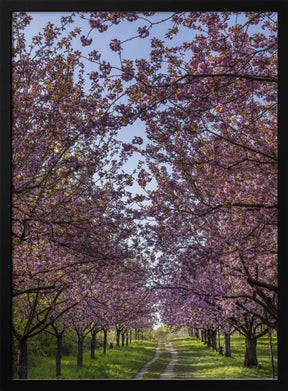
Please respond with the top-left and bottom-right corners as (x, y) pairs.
(134, 341), (162, 379)
(159, 342), (178, 380)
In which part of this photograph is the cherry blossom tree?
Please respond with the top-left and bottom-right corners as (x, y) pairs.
(12, 10), (278, 377)
(80, 11), (277, 367)
(12, 12), (143, 378)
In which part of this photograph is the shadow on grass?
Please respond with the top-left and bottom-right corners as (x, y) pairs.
(171, 336), (277, 379)
(28, 340), (157, 379)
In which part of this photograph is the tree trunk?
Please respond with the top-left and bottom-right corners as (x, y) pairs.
(195, 328), (199, 338)
(126, 332), (129, 346)
(116, 328), (121, 347)
(56, 334), (63, 377)
(121, 333), (125, 346)
(200, 330), (204, 342)
(18, 337), (28, 379)
(77, 338), (84, 367)
(130, 330), (132, 344)
(224, 333), (231, 357)
(103, 329), (107, 354)
(244, 337), (258, 367)
(268, 330), (276, 378)
(91, 332), (96, 359)
(211, 330), (217, 350)
(207, 330), (211, 347)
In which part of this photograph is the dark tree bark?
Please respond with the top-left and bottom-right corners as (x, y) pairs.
(268, 329), (276, 378)
(103, 329), (107, 354)
(200, 329), (204, 342)
(91, 332), (96, 359)
(244, 337), (258, 367)
(77, 338), (84, 367)
(116, 328), (121, 347)
(211, 330), (217, 350)
(56, 334), (63, 377)
(203, 330), (206, 344)
(121, 333), (125, 347)
(207, 329), (211, 347)
(224, 333), (231, 357)
(18, 337), (28, 379)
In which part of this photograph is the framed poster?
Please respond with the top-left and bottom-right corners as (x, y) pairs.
(1, 0), (286, 390)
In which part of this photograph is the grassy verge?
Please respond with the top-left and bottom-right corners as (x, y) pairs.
(27, 340), (157, 379)
(171, 335), (278, 379)
(142, 342), (172, 379)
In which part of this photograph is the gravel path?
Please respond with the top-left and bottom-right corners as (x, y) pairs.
(134, 342), (162, 379)
(159, 342), (178, 380)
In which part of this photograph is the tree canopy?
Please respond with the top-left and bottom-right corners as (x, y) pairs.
(11, 11), (277, 377)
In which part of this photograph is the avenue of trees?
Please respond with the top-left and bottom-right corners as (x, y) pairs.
(11, 11), (277, 378)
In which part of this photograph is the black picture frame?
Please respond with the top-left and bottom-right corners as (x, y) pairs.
(1, 0), (287, 390)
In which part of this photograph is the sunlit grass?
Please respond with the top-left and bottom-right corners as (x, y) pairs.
(28, 340), (157, 379)
(172, 335), (277, 379)
(23, 334), (278, 380)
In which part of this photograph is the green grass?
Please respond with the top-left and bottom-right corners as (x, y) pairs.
(142, 342), (172, 379)
(171, 335), (278, 379)
(27, 340), (157, 379)
(21, 334), (278, 380)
